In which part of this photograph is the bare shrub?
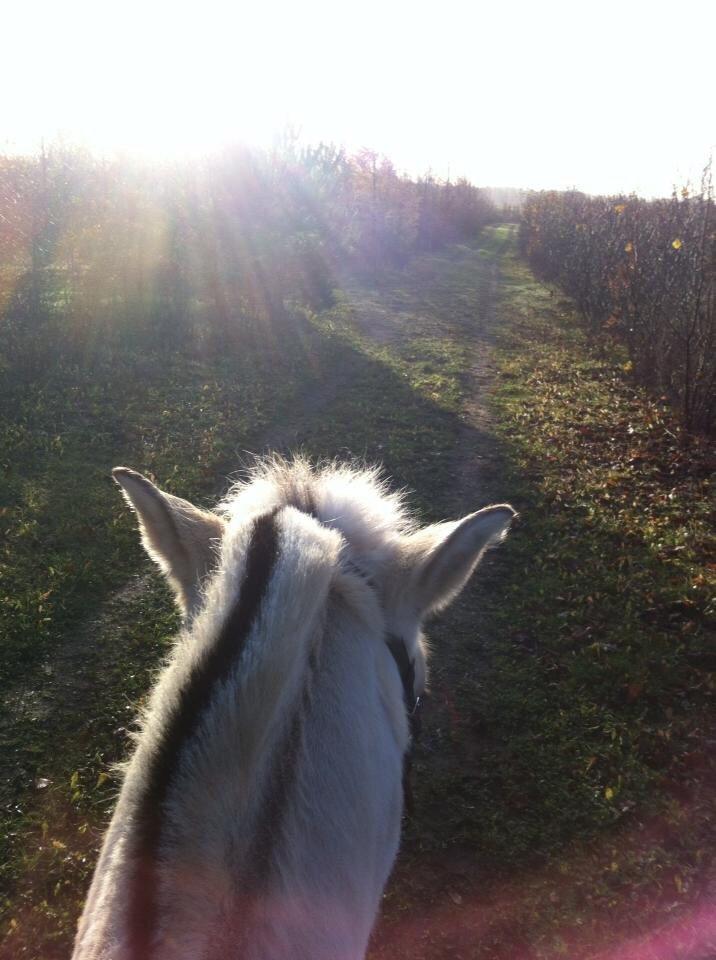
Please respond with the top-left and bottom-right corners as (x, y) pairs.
(520, 168), (715, 434)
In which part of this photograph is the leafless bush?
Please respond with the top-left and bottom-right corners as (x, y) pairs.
(520, 168), (715, 434)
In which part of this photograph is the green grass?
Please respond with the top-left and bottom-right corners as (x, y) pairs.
(2, 226), (713, 959)
(417, 238), (715, 958)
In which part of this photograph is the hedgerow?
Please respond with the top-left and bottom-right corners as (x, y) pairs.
(520, 170), (715, 433)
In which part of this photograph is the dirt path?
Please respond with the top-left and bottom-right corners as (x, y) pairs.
(355, 234), (516, 960)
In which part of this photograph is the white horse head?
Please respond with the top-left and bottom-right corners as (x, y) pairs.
(72, 456), (515, 960)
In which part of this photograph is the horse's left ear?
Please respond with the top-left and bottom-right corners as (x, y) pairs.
(112, 467), (225, 616)
(409, 505), (516, 614)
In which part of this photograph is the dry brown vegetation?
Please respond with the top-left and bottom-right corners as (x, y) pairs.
(0, 142), (494, 374)
(520, 170), (715, 434)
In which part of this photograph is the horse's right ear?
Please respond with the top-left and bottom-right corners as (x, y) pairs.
(406, 505), (516, 614)
(112, 468), (225, 616)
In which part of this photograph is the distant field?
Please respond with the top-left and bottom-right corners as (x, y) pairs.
(1, 226), (714, 959)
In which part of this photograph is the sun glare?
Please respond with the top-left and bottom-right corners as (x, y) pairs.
(2, 0), (714, 195)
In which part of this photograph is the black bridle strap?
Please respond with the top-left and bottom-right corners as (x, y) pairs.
(335, 555), (424, 813)
(387, 634), (422, 817)
(386, 636), (419, 722)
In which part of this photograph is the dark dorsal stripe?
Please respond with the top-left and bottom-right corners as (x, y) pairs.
(128, 510), (279, 957)
(243, 667), (310, 888)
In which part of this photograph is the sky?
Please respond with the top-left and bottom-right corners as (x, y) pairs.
(2, 0), (713, 198)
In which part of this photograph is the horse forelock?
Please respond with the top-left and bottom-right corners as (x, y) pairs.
(217, 456), (415, 566)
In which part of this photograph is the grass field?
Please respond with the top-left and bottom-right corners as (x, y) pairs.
(1, 226), (714, 959)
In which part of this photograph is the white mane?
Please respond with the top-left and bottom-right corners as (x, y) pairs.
(218, 455), (416, 561)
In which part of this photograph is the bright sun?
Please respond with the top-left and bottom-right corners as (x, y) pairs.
(3, 0), (291, 158)
(2, 0), (714, 196)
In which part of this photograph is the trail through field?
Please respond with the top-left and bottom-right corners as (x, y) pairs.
(1, 226), (520, 959)
(5, 203), (715, 960)
(360, 237), (518, 960)
(6, 224), (714, 960)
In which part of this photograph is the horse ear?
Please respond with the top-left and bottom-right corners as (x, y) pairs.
(112, 467), (225, 616)
(410, 505), (516, 614)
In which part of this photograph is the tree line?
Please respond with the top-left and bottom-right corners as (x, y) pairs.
(0, 142), (495, 369)
(520, 172), (715, 434)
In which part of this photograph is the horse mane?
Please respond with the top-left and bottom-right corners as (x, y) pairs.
(216, 454), (417, 567)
